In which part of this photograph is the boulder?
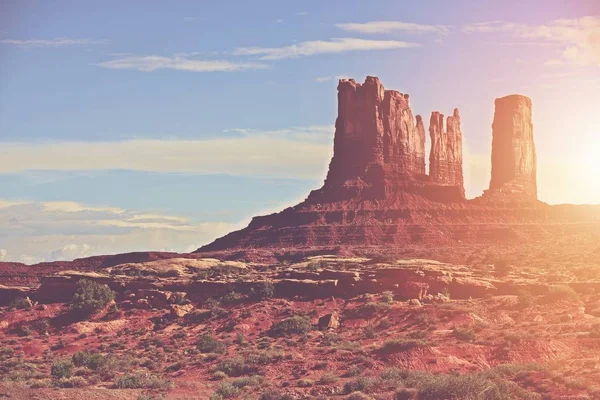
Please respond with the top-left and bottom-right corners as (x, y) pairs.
(318, 312), (340, 330)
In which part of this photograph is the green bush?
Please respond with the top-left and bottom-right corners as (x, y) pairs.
(51, 359), (74, 379)
(221, 292), (246, 305)
(249, 282), (274, 300)
(380, 291), (394, 304)
(114, 373), (170, 389)
(53, 376), (88, 388)
(10, 297), (32, 311)
(197, 333), (227, 354)
(343, 376), (380, 394)
(215, 357), (249, 377)
(71, 279), (116, 315)
(269, 315), (312, 337)
(259, 391), (294, 400)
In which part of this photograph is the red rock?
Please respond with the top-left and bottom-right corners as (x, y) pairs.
(486, 95), (537, 200)
(307, 77), (429, 203)
(429, 109), (464, 197)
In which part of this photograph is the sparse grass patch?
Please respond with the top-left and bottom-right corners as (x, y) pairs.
(452, 327), (477, 342)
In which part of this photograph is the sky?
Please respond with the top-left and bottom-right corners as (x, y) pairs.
(1, 0), (599, 263)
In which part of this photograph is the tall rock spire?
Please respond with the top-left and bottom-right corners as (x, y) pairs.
(428, 109), (465, 198)
(488, 95), (537, 200)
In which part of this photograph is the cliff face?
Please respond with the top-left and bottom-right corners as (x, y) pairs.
(308, 76), (462, 203)
(487, 95), (537, 200)
(312, 77), (426, 201)
(429, 109), (464, 197)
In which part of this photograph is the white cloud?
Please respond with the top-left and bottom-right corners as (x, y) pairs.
(0, 135), (332, 180)
(0, 38), (106, 48)
(336, 21), (449, 35)
(0, 199), (235, 264)
(462, 16), (600, 66)
(50, 244), (93, 261)
(315, 75), (350, 83)
(97, 55), (269, 72)
(233, 38), (419, 60)
(222, 125), (334, 142)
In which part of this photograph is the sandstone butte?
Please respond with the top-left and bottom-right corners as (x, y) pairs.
(196, 76), (600, 253)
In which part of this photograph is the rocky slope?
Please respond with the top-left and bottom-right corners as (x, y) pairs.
(2, 254), (600, 399)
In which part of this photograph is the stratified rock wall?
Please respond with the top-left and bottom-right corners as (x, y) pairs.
(429, 109), (464, 198)
(312, 77), (427, 202)
(488, 95), (537, 200)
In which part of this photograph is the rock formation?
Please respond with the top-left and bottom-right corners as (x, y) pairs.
(307, 77), (429, 202)
(306, 76), (463, 203)
(196, 77), (600, 252)
(486, 95), (537, 200)
(429, 109), (464, 198)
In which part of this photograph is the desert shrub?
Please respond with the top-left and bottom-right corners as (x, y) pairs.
(51, 340), (65, 351)
(381, 367), (409, 383)
(213, 382), (239, 398)
(0, 346), (15, 360)
(414, 373), (515, 400)
(394, 388), (418, 400)
(297, 378), (314, 387)
(269, 315), (312, 337)
(71, 279), (115, 315)
(53, 376), (88, 388)
(29, 378), (52, 389)
(249, 282), (274, 300)
(452, 327), (477, 342)
(114, 373), (170, 389)
(213, 371), (228, 380)
(51, 359), (74, 379)
(243, 349), (284, 365)
(197, 333), (227, 354)
(379, 339), (428, 353)
(343, 376), (380, 394)
(221, 292), (246, 305)
(320, 332), (341, 346)
(10, 297), (32, 310)
(318, 373), (338, 384)
(72, 351), (91, 367)
(186, 309), (212, 323)
(380, 291), (394, 304)
(216, 357), (249, 377)
(363, 325), (376, 339)
(347, 393), (375, 400)
(353, 302), (385, 319)
(259, 390), (295, 400)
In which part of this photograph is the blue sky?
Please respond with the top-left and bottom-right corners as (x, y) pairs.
(1, 0), (599, 263)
